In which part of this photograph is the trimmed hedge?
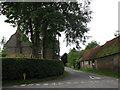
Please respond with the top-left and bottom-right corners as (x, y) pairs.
(2, 57), (64, 80)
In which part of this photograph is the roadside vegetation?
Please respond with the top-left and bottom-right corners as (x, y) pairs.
(62, 41), (100, 69)
(80, 69), (120, 78)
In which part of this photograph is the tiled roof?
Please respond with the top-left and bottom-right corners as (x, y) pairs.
(81, 36), (120, 61)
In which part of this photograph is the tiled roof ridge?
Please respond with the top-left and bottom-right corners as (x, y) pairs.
(80, 36), (120, 61)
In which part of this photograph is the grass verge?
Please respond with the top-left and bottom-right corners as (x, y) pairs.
(80, 69), (120, 78)
(3, 71), (68, 87)
(66, 66), (120, 78)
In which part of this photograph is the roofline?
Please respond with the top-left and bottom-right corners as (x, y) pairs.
(80, 52), (120, 62)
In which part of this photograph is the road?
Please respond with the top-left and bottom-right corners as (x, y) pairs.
(3, 67), (119, 88)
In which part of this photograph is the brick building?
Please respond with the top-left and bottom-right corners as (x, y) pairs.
(4, 27), (56, 59)
(80, 36), (120, 72)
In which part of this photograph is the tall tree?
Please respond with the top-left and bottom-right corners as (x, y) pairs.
(0, 2), (91, 58)
(85, 41), (100, 50)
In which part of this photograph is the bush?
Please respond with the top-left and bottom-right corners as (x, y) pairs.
(2, 57), (64, 80)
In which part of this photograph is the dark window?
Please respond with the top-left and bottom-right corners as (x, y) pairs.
(88, 61), (90, 65)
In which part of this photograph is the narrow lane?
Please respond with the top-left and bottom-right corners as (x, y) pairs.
(3, 67), (119, 88)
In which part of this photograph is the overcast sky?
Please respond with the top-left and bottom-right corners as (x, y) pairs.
(0, 0), (119, 55)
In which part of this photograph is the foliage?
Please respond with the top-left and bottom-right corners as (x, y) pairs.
(67, 48), (86, 68)
(2, 57), (64, 80)
(0, 2), (91, 58)
(67, 40), (99, 69)
(61, 53), (67, 66)
(85, 41), (100, 50)
(0, 36), (6, 45)
(0, 48), (7, 57)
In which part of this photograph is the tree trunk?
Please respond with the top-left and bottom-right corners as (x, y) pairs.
(42, 34), (46, 58)
(42, 25), (47, 59)
(29, 18), (39, 58)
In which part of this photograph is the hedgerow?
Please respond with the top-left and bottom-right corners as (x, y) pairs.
(2, 57), (64, 80)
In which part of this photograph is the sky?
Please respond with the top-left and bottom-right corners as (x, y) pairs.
(0, 0), (119, 56)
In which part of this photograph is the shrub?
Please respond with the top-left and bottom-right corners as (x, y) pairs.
(2, 57), (64, 80)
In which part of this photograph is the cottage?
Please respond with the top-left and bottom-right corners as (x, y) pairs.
(4, 27), (33, 57)
(4, 27), (55, 59)
(80, 36), (120, 72)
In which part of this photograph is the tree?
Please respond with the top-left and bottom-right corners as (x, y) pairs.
(67, 40), (99, 69)
(61, 53), (67, 66)
(67, 48), (86, 68)
(114, 30), (120, 37)
(0, 48), (7, 57)
(0, 36), (7, 57)
(85, 41), (100, 50)
(1, 2), (91, 58)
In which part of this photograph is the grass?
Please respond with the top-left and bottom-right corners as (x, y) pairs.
(66, 66), (120, 78)
(80, 69), (120, 78)
(2, 71), (68, 87)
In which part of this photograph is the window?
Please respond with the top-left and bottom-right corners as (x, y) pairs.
(88, 61), (90, 65)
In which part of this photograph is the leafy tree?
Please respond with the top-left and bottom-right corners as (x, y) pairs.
(0, 48), (7, 57)
(61, 53), (67, 66)
(67, 40), (99, 69)
(67, 48), (78, 68)
(0, 2), (91, 58)
(85, 41), (100, 50)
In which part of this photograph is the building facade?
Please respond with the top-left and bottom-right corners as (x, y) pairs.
(4, 27), (32, 57)
(80, 36), (120, 72)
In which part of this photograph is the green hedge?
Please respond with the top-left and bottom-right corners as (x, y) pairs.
(2, 57), (64, 80)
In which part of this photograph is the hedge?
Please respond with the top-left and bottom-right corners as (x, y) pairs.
(2, 57), (64, 80)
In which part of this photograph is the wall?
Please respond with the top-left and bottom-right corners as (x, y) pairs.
(80, 53), (120, 73)
(96, 53), (120, 72)
(80, 60), (95, 69)
(5, 32), (32, 58)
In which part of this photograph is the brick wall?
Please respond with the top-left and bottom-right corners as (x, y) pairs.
(5, 31), (32, 58)
(96, 53), (120, 72)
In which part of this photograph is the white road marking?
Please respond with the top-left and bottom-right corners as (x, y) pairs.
(27, 84), (34, 86)
(89, 76), (101, 79)
(35, 84), (40, 86)
(43, 83), (49, 86)
(51, 83), (57, 85)
(20, 84), (26, 87)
